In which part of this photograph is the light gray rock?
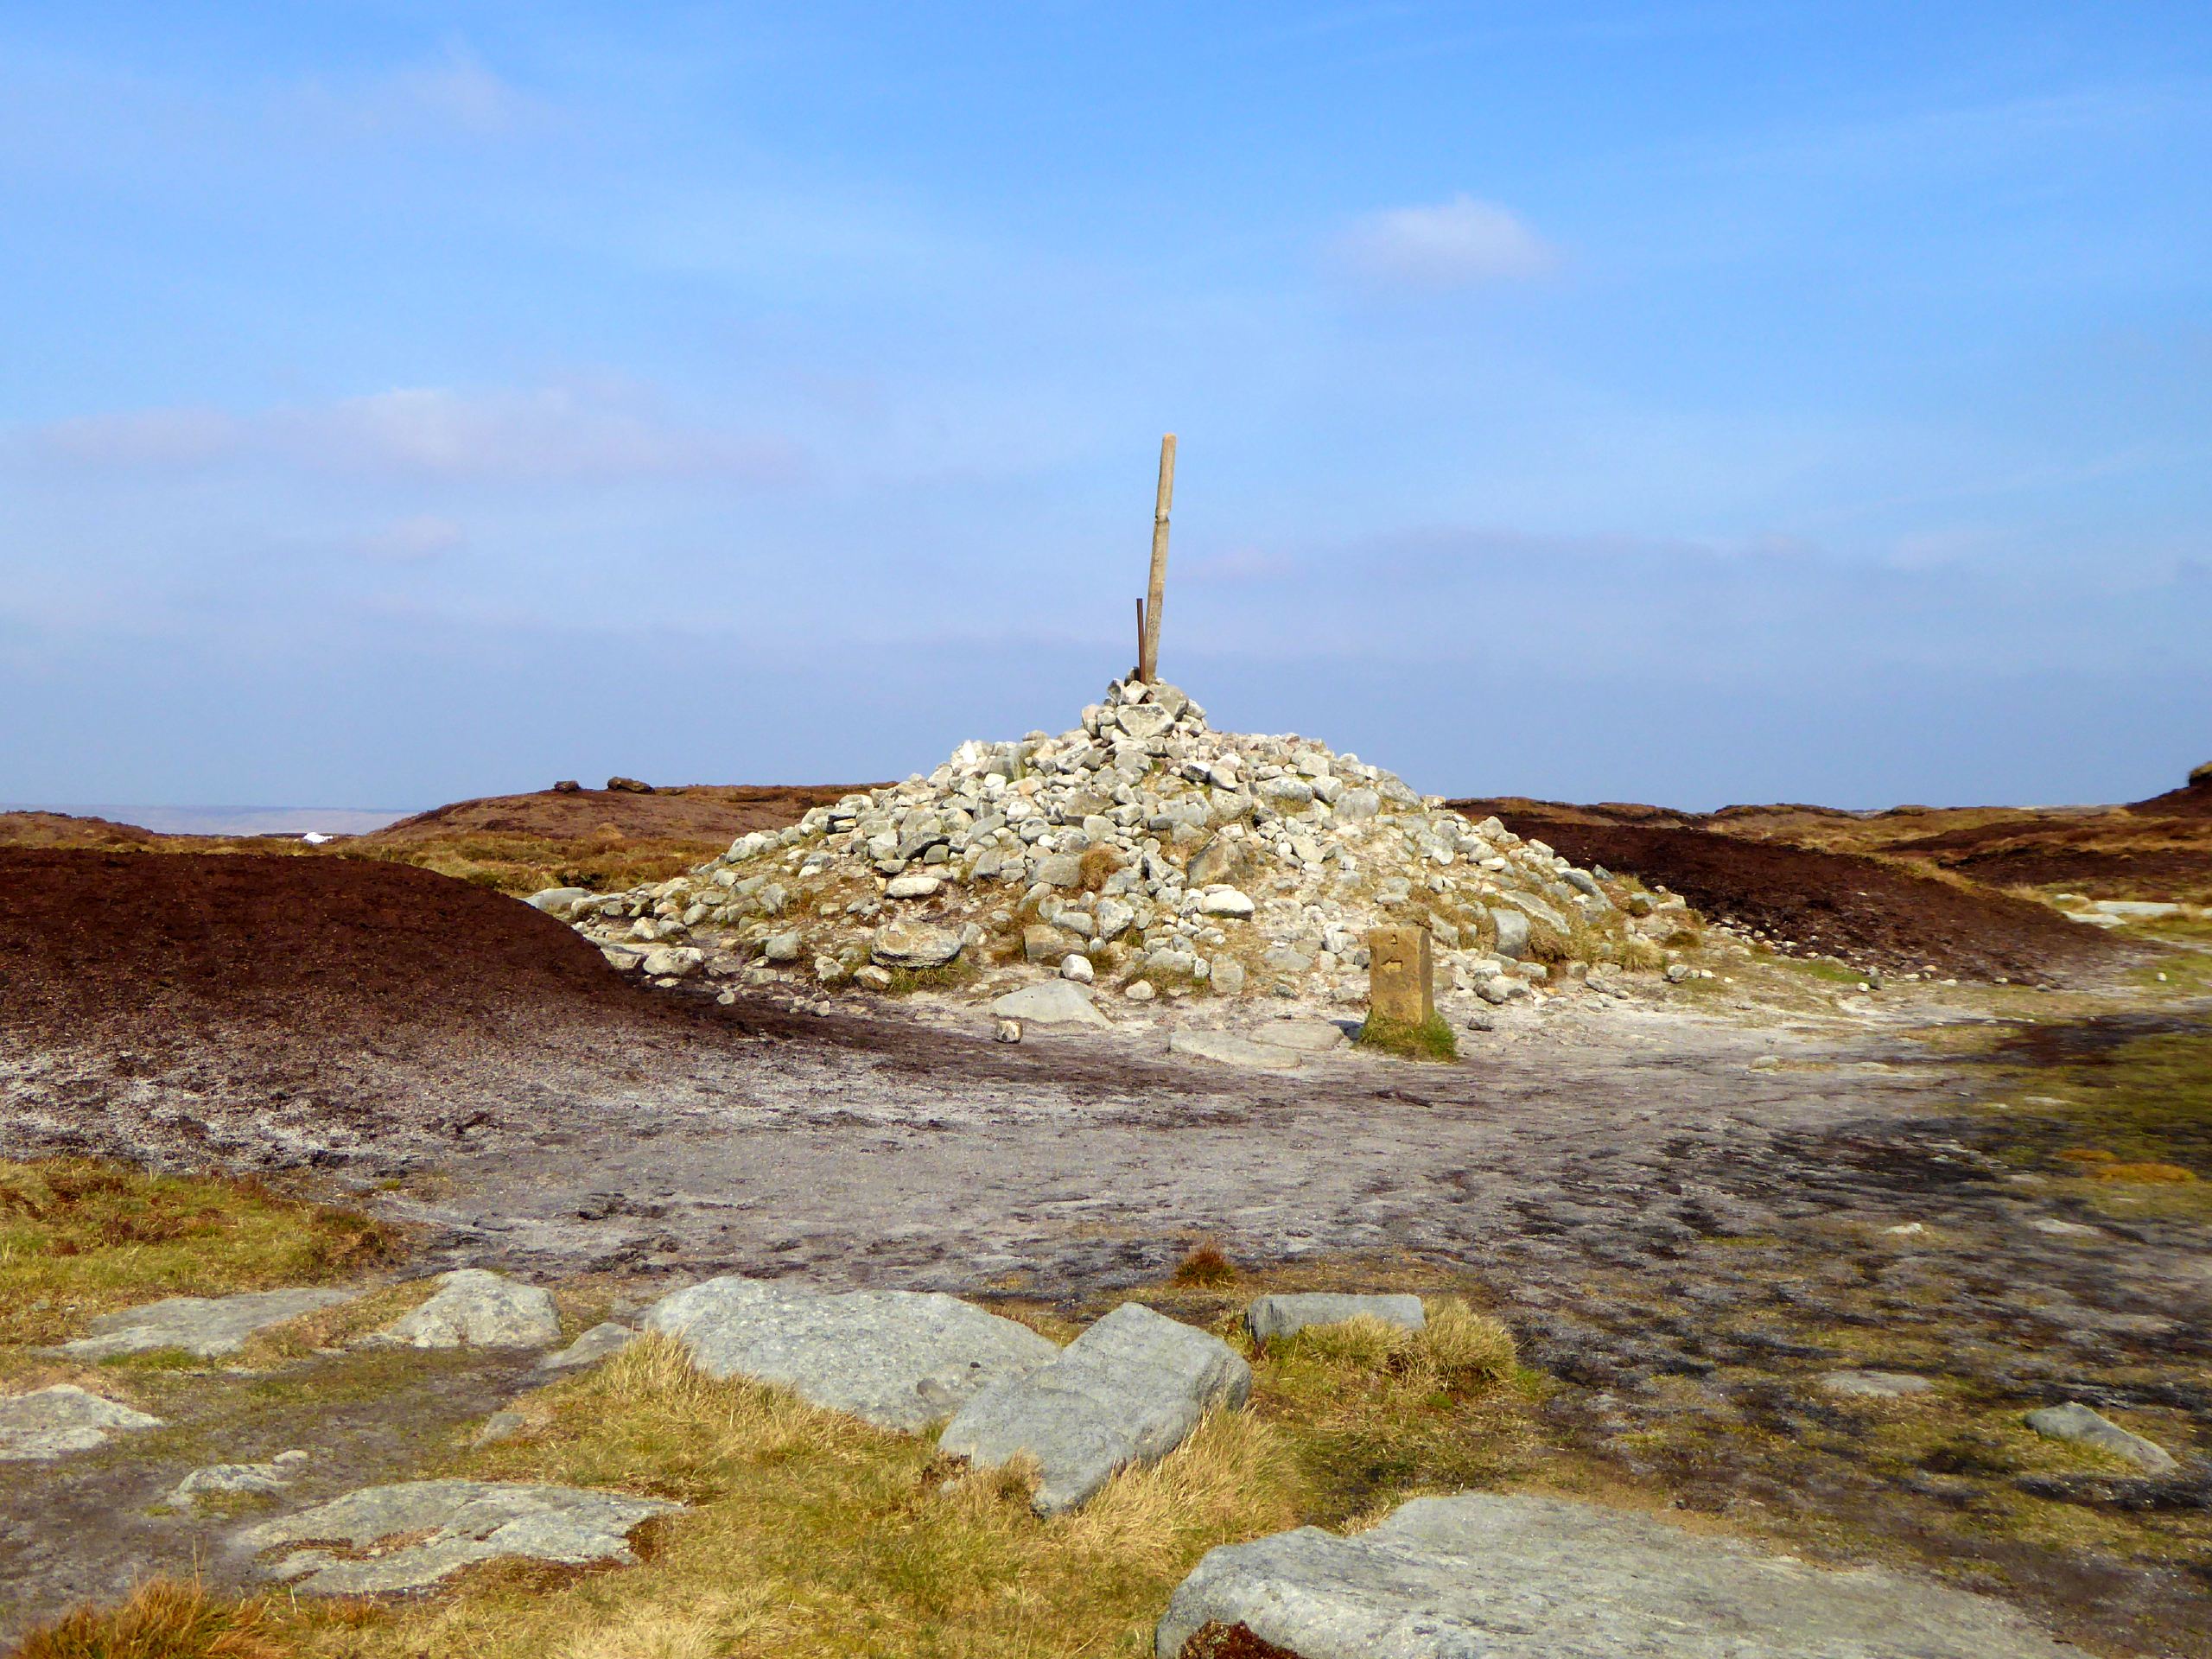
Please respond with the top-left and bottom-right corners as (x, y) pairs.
(1169, 1029), (1304, 1071)
(1036, 852), (1087, 888)
(641, 1276), (1057, 1431)
(942, 1302), (1251, 1516)
(1490, 907), (1530, 960)
(475, 1410), (528, 1446)
(60, 1287), (352, 1360)
(640, 945), (704, 978)
(2024, 1402), (2179, 1472)
(1259, 1020), (1348, 1053)
(1246, 1294), (1425, 1346)
(1156, 1492), (2090, 1659)
(1209, 957), (1248, 996)
(1821, 1370), (1935, 1400)
(885, 873), (944, 899)
(762, 930), (804, 963)
(1199, 886), (1255, 918)
(0, 1385), (164, 1461)
(990, 981), (1109, 1027)
(540, 1321), (638, 1371)
(1187, 836), (1244, 888)
(524, 887), (594, 917)
(165, 1455), (303, 1508)
(1114, 702), (1176, 741)
(1493, 888), (1571, 937)
(234, 1479), (680, 1595)
(1060, 954), (1096, 984)
(601, 944), (645, 971)
(869, 921), (964, 969)
(371, 1270), (561, 1350)
(1337, 787), (1381, 821)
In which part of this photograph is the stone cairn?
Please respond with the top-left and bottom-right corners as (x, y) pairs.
(544, 679), (1688, 1008)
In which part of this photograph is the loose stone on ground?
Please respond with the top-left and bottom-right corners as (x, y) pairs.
(1245, 1293), (1424, 1345)
(989, 982), (1109, 1028)
(162, 1452), (308, 1509)
(232, 1479), (681, 1594)
(1167, 1029), (1306, 1071)
(2024, 1402), (2180, 1473)
(371, 1268), (561, 1350)
(941, 1302), (1252, 1516)
(641, 1275), (1057, 1431)
(539, 1320), (638, 1370)
(1156, 1492), (2091, 1658)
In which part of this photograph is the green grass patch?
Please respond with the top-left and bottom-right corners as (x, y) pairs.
(1354, 1011), (1459, 1062)
(0, 1160), (405, 1350)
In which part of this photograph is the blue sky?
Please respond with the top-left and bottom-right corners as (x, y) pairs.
(4, 2), (2209, 810)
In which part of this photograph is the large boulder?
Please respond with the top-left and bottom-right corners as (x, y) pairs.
(0, 1385), (163, 1461)
(870, 922), (964, 969)
(990, 981), (1109, 1027)
(941, 1302), (1251, 1516)
(233, 1479), (679, 1595)
(641, 1276), (1057, 1431)
(60, 1287), (352, 1359)
(1156, 1493), (2089, 1658)
(371, 1270), (561, 1350)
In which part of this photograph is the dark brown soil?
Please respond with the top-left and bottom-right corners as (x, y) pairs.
(1452, 805), (2134, 983)
(361, 782), (874, 847)
(0, 851), (654, 1050)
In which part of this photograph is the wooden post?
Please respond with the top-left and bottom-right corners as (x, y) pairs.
(1135, 597), (1147, 679)
(1139, 434), (1175, 683)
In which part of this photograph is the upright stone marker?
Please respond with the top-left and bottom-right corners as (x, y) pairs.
(1366, 925), (1434, 1027)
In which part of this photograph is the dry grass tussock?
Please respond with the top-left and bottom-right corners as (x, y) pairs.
(15, 1576), (290, 1659)
(266, 1332), (1300, 1659)
(0, 1160), (404, 1350)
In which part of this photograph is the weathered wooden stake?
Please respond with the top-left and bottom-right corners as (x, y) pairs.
(1135, 596), (1147, 678)
(1139, 434), (1176, 683)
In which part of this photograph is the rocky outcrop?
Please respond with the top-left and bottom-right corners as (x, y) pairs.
(58, 1287), (352, 1359)
(0, 1385), (163, 1460)
(1157, 1493), (2090, 1658)
(234, 1479), (679, 1594)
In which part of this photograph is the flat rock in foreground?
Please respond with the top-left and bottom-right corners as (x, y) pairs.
(942, 1301), (1252, 1515)
(642, 1275), (1058, 1431)
(1156, 1493), (2088, 1659)
(0, 1385), (163, 1461)
(60, 1287), (353, 1359)
(234, 1479), (679, 1594)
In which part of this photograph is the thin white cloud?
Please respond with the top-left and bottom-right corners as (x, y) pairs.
(285, 42), (541, 139)
(38, 407), (239, 466)
(361, 515), (465, 562)
(1333, 194), (1558, 289)
(16, 385), (804, 486)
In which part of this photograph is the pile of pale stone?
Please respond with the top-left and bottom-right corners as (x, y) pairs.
(537, 678), (1687, 1013)
(3, 1275), (2132, 1652)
